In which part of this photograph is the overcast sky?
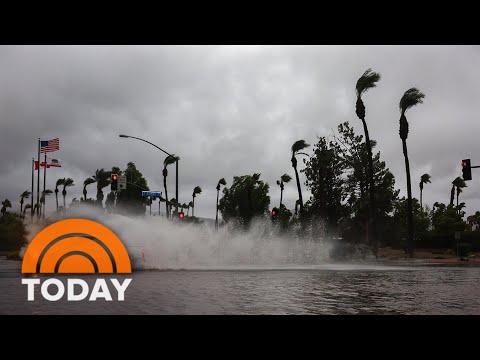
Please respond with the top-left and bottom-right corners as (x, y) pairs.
(1, 45), (480, 219)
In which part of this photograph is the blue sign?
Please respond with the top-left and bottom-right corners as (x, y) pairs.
(142, 191), (162, 197)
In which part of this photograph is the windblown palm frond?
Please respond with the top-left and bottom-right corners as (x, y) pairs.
(355, 68), (381, 98)
(400, 88), (425, 114)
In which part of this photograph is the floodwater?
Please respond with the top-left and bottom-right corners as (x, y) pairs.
(1, 258), (480, 314)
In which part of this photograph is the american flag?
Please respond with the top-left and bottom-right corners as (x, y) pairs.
(40, 138), (60, 153)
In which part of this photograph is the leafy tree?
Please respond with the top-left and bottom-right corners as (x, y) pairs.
(430, 202), (466, 236)
(218, 173), (270, 228)
(1, 199), (12, 217)
(215, 178), (227, 230)
(302, 136), (345, 236)
(388, 197), (430, 247)
(333, 122), (399, 245)
(114, 162), (149, 215)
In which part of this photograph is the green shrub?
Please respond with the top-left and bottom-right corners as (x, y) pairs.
(0, 214), (28, 251)
(456, 242), (472, 257)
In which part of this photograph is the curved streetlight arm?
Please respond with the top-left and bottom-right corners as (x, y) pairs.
(119, 135), (172, 157)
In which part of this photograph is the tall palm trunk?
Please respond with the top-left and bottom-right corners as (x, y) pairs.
(292, 157), (304, 213)
(279, 183), (283, 209)
(20, 200), (24, 215)
(163, 170), (169, 218)
(55, 189), (59, 211)
(402, 139), (414, 258)
(359, 115), (378, 257)
(192, 196), (195, 217)
(63, 191), (66, 208)
(420, 187), (423, 209)
(215, 189), (220, 230)
(450, 186), (455, 206)
(84, 189), (87, 201)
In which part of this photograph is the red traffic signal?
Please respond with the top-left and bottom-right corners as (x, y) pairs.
(179, 212), (185, 219)
(462, 159), (472, 181)
(111, 174), (119, 191)
(271, 210), (276, 216)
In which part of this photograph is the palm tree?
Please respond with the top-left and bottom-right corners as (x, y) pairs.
(452, 176), (467, 210)
(93, 169), (111, 206)
(55, 178), (65, 211)
(215, 178), (226, 230)
(1, 199), (12, 217)
(62, 178), (74, 208)
(291, 140), (310, 214)
(40, 189), (53, 218)
(19, 190), (31, 215)
(399, 87), (425, 258)
(187, 201), (194, 217)
(23, 204), (32, 219)
(163, 155), (179, 218)
(169, 198), (177, 217)
(181, 203), (188, 215)
(33, 203), (41, 217)
(419, 174), (431, 209)
(276, 174), (292, 209)
(83, 177), (96, 201)
(192, 186), (202, 217)
(355, 68), (381, 256)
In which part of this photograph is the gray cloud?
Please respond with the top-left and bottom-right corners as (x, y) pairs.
(1, 45), (480, 219)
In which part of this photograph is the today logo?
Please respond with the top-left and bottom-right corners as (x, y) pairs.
(21, 218), (132, 301)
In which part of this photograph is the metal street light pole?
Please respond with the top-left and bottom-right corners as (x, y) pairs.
(119, 134), (179, 215)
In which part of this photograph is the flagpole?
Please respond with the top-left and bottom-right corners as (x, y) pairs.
(42, 153), (47, 220)
(31, 158), (34, 222)
(36, 138), (40, 220)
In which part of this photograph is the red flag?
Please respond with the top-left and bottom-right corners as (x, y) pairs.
(34, 161), (50, 170)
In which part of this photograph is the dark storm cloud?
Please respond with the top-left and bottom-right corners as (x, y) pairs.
(1, 45), (480, 219)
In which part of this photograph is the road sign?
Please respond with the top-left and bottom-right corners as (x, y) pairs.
(455, 231), (462, 240)
(142, 191), (162, 197)
(118, 175), (127, 190)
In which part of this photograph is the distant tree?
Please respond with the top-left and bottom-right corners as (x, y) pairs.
(93, 169), (111, 206)
(22, 204), (32, 219)
(215, 178), (227, 230)
(390, 197), (430, 247)
(419, 174), (431, 209)
(192, 186), (202, 217)
(54, 178), (65, 211)
(115, 162), (150, 215)
(430, 202), (466, 236)
(19, 190), (31, 215)
(1, 199), (12, 217)
(163, 155), (179, 218)
(40, 189), (53, 217)
(291, 140), (310, 214)
(218, 173), (270, 228)
(452, 176), (467, 211)
(276, 174), (292, 209)
(83, 177), (96, 201)
(62, 178), (74, 208)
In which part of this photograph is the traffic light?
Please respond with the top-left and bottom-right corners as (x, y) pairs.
(462, 159), (472, 181)
(179, 212), (185, 219)
(111, 174), (118, 191)
(271, 208), (278, 221)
